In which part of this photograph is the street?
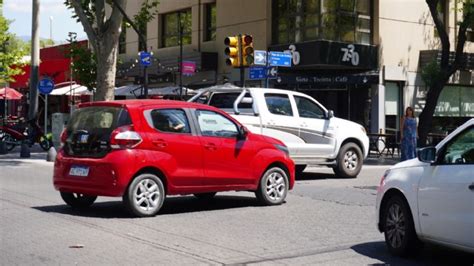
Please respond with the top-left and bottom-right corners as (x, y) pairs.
(0, 152), (473, 265)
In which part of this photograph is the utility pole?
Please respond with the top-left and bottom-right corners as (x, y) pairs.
(28, 0), (40, 121)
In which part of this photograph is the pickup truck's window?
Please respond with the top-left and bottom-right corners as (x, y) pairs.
(441, 127), (474, 164)
(294, 96), (325, 119)
(209, 93), (253, 109)
(264, 94), (293, 116)
(196, 110), (239, 138)
(147, 109), (191, 134)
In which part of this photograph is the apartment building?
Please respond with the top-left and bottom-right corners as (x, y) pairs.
(117, 0), (474, 133)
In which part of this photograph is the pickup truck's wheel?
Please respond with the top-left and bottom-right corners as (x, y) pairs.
(382, 195), (421, 256)
(123, 173), (165, 217)
(255, 167), (289, 205)
(334, 143), (362, 178)
(60, 192), (97, 209)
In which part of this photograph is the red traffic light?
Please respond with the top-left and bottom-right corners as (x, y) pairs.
(242, 35), (253, 45)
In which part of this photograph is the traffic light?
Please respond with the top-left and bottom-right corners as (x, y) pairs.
(241, 35), (254, 66)
(224, 36), (240, 67)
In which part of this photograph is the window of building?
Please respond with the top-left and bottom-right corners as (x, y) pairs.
(272, 0), (371, 45)
(119, 22), (126, 54)
(138, 22), (147, 52)
(205, 3), (216, 41)
(162, 9), (192, 47)
(465, 2), (474, 42)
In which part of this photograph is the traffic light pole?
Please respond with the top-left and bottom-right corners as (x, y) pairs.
(238, 34), (245, 87)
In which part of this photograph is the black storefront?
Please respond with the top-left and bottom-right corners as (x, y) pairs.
(269, 40), (379, 127)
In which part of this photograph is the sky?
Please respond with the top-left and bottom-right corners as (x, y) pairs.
(3, 0), (87, 42)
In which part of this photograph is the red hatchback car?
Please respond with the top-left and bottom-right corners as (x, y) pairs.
(53, 100), (295, 217)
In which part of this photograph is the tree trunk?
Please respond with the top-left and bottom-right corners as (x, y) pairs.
(94, 33), (120, 101)
(417, 75), (449, 146)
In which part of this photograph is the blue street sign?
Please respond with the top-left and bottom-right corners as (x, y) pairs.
(267, 67), (278, 79)
(249, 66), (267, 80)
(254, 50), (267, 65)
(268, 51), (292, 67)
(38, 78), (54, 94)
(139, 51), (152, 66)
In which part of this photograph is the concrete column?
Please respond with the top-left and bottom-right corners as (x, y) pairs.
(370, 84), (385, 134)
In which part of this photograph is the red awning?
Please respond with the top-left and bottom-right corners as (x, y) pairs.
(0, 87), (23, 100)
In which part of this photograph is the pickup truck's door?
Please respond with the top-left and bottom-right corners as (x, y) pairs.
(260, 93), (301, 156)
(293, 95), (336, 157)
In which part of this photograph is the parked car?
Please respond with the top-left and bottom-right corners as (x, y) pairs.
(189, 87), (369, 178)
(53, 100), (295, 217)
(376, 118), (474, 255)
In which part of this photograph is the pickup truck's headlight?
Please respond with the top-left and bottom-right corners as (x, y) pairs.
(274, 144), (289, 156)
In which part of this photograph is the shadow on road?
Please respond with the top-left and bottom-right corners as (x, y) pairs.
(33, 195), (263, 219)
(351, 241), (474, 266)
(296, 171), (352, 181)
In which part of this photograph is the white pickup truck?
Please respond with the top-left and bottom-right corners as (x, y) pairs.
(189, 87), (369, 178)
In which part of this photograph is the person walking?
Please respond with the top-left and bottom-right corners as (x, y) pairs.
(400, 107), (417, 161)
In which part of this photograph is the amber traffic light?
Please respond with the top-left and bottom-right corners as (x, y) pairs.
(224, 36), (240, 67)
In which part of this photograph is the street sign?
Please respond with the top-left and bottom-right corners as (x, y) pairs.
(254, 50), (267, 65)
(182, 61), (196, 76)
(268, 51), (292, 67)
(139, 51), (152, 66)
(249, 66), (267, 80)
(267, 67), (278, 79)
(38, 77), (54, 94)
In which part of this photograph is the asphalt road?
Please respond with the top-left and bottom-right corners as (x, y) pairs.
(0, 152), (473, 265)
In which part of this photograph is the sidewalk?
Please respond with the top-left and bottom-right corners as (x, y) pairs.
(0, 145), (52, 164)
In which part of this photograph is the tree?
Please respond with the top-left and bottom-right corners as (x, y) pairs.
(419, 0), (474, 146)
(66, 39), (97, 92)
(0, 12), (27, 85)
(64, 0), (159, 101)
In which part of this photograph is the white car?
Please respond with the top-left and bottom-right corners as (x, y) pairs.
(376, 118), (474, 256)
(189, 86), (369, 178)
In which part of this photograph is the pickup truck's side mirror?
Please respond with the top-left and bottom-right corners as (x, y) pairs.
(237, 125), (249, 140)
(418, 147), (437, 163)
(327, 110), (334, 119)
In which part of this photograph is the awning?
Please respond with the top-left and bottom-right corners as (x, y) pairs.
(115, 85), (196, 97)
(0, 87), (23, 100)
(50, 84), (93, 96)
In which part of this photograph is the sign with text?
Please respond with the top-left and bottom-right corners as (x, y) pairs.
(182, 61), (196, 76)
(249, 66), (267, 80)
(38, 78), (54, 94)
(268, 51), (292, 67)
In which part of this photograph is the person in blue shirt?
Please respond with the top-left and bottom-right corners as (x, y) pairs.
(400, 107), (417, 161)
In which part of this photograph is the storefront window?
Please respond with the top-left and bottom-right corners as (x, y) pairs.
(162, 9), (192, 48)
(273, 0), (371, 45)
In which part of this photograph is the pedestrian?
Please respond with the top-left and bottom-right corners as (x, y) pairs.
(400, 106), (417, 161)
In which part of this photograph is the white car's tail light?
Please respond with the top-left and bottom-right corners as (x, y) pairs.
(110, 125), (142, 149)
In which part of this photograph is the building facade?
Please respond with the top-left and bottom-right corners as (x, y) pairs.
(118, 0), (474, 133)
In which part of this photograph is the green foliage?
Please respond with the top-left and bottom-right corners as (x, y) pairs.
(65, 40), (97, 91)
(133, 0), (159, 30)
(421, 59), (442, 88)
(0, 14), (27, 84)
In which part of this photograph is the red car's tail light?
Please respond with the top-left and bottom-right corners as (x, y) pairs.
(110, 125), (142, 149)
(60, 129), (68, 148)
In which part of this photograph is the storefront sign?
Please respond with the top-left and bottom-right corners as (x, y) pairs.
(182, 61), (196, 76)
(278, 74), (378, 86)
(270, 40), (377, 69)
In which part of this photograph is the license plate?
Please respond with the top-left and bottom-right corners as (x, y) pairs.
(69, 165), (90, 177)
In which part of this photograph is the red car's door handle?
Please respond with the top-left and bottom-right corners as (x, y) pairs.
(204, 143), (217, 151)
(152, 140), (167, 148)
